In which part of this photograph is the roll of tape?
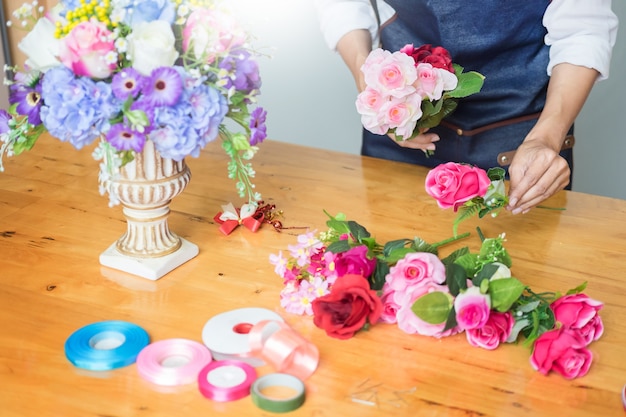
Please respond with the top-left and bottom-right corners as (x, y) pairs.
(136, 338), (212, 386)
(201, 307), (283, 366)
(64, 321), (150, 371)
(251, 373), (306, 413)
(197, 360), (257, 402)
(248, 320), (319, 380)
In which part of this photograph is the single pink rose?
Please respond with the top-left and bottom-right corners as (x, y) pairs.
(530, 327), (593, 379)
(386, 252), (446, 296)
(382, 94), (424, 139)
(424, 162), (491, 211)
(182, 9), (246, 64)
(58, 18), (116, 79)
(454, 286), (491, 330)
(378, 283), (400, 324)
(395, 283), (460, 338)
(551, 293), (604, 345)
(465, 311), (514, 350)
(362, 50), (416, 98)
(333, 245), (377, 279)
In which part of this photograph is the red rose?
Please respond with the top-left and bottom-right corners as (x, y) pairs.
(400, 43), (455, 73)
(551, 293), (604, 345)
(311, 274), (383, 340)
(425, 162), (491, 211)
(530, 327), (593, 379)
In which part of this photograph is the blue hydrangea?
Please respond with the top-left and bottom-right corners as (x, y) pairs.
(119, 0), (176, 26)
(39, 67), (121, 149)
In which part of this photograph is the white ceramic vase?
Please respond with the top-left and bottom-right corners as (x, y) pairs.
(99, 139), (199, 280)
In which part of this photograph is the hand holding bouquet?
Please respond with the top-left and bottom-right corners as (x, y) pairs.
(356, 44), (484, 144)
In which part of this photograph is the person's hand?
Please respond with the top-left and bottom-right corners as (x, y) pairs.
(387, 131), (440, 152)
(506, 139), (570, 214)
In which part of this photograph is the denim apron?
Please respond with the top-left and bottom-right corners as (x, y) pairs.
(362, 0), (573, 182)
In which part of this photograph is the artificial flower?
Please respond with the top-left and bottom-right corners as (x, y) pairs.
(270, 211), (604, 379)
(356, 43), (484, 142)
(1, 0), (267, 207)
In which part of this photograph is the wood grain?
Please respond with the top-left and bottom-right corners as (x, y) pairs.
(1, 135), (625, 417)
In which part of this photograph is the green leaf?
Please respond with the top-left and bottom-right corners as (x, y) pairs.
(489, 278), (526, 312)
(441, 246), (470, 266)
(326, 240), (351, 254)
(347, 220), (371, 242)
(446, 263), (468, 296)
(472, 263), (500, 286)
(443, 306), (458, 332)
(454, 253), (479, 277)
(382, 239), (413, 257)
(370, 260), (389, 291)
(566, 281), (588, 295)
(384, 247), (417, 264)
(411, 237), (438, 254)
(411, 292), (453, 324)
(453, 204), (480, 236)
(487, 167), (506, 181)
(446, 71), (485, 98)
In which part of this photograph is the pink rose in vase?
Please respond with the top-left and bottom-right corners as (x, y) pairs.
(58, 19), (116, 79)
(425, 162), (491, 211)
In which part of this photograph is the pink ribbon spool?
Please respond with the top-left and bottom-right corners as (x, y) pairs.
(197, 360), (257, 402)
(136, 338), (212, 386)
(248, 320), (319, 380)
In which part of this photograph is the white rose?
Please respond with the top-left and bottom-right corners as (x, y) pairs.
(489, 262), (512, 280)
(18, 18), (61, 72)
(126, 20), (178, 76)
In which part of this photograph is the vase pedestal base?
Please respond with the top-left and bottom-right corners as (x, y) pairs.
(99, 238), (199, 281)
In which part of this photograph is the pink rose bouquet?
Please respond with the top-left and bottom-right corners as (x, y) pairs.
(270, 211), (604, 379)
(1, 0), (268, 208)
(426, 162), (509, 235)
(356, 43), (484, 143)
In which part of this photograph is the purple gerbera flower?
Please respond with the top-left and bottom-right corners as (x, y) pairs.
(0, 110), (12, 134)
(249, 107), (267, 146)
(111, 68), (147, 100)
(106, 123), (146, 153)
(9, 83), (43, 125)
(143, 67), (183, 107)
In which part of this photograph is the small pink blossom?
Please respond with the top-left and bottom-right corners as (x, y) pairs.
(466, 311), (514, 350)
(454, 286), (491, 330)
(378, 283), (400, 324)
(269, 250), (288, 277)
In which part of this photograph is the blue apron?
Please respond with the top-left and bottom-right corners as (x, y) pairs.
(362, 0), (573, 184)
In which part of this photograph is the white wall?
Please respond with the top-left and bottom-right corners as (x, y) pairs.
(239, 0), (625, 200)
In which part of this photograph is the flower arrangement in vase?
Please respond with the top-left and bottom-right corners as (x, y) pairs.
(0, 0), (268, 279)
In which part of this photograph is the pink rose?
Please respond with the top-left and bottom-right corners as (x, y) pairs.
(386, 252), (446, 296)
(381, 94), (424, 139)
(466, 311), (514, 350)
(395, 283), (460, 338)
(551, 293), (604, 345)
(333, 245), (377, 279)
(362, 50), (417, 98)
(454, 286), (491, 330)
(182, 9), (246, 64)
(530, 328), (593, 379)
(58, 19), (116, 79)
(378, 283), (400, 324)
(414, 63), (458, 101)
(425, 162), (491, 211)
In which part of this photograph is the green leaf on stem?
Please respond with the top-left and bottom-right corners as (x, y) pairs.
(446, 263), (468, 297)
(411, 291), (453, 324)
(489, 278), (526, 312)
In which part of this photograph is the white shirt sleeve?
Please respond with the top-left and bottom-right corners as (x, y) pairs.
(313, 0), (395, 50)
(543, 0), (618, 81)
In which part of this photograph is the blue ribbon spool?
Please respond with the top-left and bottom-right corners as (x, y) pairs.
(65, 320), (150, 371)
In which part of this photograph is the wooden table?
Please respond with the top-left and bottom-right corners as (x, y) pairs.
(1, 135), (625, 417)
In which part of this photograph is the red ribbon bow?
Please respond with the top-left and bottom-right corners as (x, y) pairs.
(214, 203), (264, 235)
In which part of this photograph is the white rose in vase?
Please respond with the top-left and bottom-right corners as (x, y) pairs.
(18, 18), (61, 72)
(126, 20), (179, 76)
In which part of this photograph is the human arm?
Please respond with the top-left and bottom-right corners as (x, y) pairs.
(506, 0), (618, 213)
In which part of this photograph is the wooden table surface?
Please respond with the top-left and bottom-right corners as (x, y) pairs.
(1, 135), (625, 417)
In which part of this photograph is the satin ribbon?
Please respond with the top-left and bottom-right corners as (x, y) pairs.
(214, 202), (264, 235)
(64, 321), (150, 371)
(250, 373), (306, 413)
(136, 338), (212, 386)
(248, 320), (319, 380)
(197, 360), (257, 402)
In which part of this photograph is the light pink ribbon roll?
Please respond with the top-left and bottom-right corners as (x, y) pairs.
(248, 320), (319, 380)
(136, 338), (212, 386)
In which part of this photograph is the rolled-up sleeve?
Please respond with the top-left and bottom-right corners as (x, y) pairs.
(314, 0), (395, 50)
(544, 0), (619, 81)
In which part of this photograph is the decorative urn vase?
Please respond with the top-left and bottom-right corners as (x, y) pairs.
(99, 139), (199, 280)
